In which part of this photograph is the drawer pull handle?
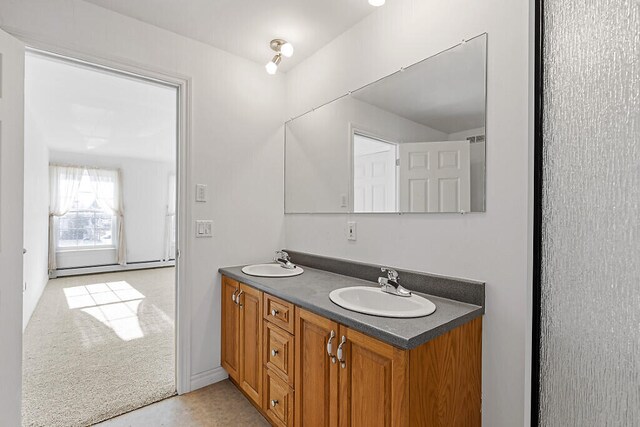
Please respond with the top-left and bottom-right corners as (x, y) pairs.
(271, 349), (279, 357)
(236, 290), (244, 307)
(271, 399), (279, 407)
(337, 336), (347, 368)
(231, 288), (239, 303)
(326, 330), (337, 364)
(271, 309), (279, 316)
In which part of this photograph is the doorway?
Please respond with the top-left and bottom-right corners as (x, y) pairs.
(22, 50), (181, 426)
(352, 132), (398, 213)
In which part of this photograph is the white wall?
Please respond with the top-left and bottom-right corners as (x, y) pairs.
(284, 1), (532, 426)
(0, 28), (24, 427)
(49, 151), (175, 268)
(0, 0), (286, 393)
(22, 97), (50, 329)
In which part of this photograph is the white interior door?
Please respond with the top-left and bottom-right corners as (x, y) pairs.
(0, 29), (25, 426)
(399, 141), (470, 213)
(353, 143), (397, 212)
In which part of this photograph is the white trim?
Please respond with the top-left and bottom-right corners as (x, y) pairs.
(14, 33), (194, 396)
(175, 64), (193, 395)
(54, 261), (176, 278)
(190, 367), (229, 391)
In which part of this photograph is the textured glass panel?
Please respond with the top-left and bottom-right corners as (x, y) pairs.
(540, 0), (640, 425)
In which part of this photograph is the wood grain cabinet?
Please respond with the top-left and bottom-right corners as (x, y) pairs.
(221, 277), (263, 406)
(221, 276), (482, 427)
(292, 309), (410, 427)
(221, 276), (240, 381)
(263, 295), (296, 426)
(294, 308), (339, 427)
(337, 326), (409, 427)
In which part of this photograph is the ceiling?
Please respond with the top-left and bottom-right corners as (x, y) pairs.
(82, 0), (378, 72)
(353, 36), (487, 134)
(26, 53), (177, 162)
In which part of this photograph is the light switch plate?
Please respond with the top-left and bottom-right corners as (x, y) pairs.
(347, 221), (357, 241)
(196, 184), (207, 202)
(195, 220), (213, 238)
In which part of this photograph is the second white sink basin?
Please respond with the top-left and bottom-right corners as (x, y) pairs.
(329, 286), (436, 318)
(242, 263), (304, 277)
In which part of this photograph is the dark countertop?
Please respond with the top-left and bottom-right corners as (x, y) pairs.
(219, 264), (483, 350)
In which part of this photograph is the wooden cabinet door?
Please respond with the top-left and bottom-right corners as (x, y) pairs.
(338, 327), (409, 427)
(221, 276), (240, 381)
(294, 308), (339, 427)
(239, 283), (263, 405)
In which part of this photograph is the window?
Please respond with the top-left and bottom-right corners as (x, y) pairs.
(57, 170), (116, 250)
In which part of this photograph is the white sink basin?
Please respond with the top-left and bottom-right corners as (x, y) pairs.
(241, 263), (304, 278)
(329, 286), (436, 318)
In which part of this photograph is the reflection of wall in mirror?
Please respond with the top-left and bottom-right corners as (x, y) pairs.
(285, 95), (447, 213)
(449, 127), (485, 212)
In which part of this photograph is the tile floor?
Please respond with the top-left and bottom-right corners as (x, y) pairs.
(95, 380), (270, 426)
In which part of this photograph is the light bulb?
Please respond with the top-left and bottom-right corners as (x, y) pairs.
(368, 0), (385, 5)
(265, 61), (278, 75)
(280, 42), (294, 58)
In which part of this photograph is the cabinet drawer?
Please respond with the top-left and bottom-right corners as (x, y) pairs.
(264, 368), (294, 427)
(264, 294), (294, 334)
(264, 321), (295, 386)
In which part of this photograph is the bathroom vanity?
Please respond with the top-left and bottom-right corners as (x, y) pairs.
(219, 251), (484, 427)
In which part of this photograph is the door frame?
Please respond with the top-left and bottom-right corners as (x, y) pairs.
(16, 35), (193, 395)
(348, 123), (400, 213)
(531, 0), (544, 424)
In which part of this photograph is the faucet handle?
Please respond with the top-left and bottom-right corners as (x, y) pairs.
(275, 250), (290, 260)
(381, 267), (398, 281)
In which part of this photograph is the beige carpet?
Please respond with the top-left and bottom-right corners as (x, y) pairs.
(22, 267), (176, 427)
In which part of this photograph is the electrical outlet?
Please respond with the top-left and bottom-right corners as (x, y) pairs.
(347, 221), (357, 241)
(195, 220), (213, 238)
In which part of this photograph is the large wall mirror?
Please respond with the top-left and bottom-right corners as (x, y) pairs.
(285, 33), (487, 214)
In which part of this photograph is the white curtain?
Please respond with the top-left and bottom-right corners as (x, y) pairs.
(162, 174), (176, 262)
(48, 165), (84, 272)
(86, 168), (127, 265)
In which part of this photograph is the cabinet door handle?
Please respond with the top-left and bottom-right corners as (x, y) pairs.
(271, 349), (279, 357)
(337, 336), (347, 368)
(231, 288), (239, 303)
(236, 290), (244, 307)
(271, 308), (279, 316)
(326, 330), (337, 363)
(271, 399), (279, 407)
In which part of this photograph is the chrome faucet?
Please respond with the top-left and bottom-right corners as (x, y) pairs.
(378, 267), (411, 297)
(274, 250), (296, 269)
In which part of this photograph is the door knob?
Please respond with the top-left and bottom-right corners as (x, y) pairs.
(271, 399), (279, 407)
(271, 309), (279, 316)
(271, 349), (279, 357)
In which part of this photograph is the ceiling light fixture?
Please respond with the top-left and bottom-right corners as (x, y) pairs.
(265, 39), (293, 75)
(368, 0), (385, 6)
